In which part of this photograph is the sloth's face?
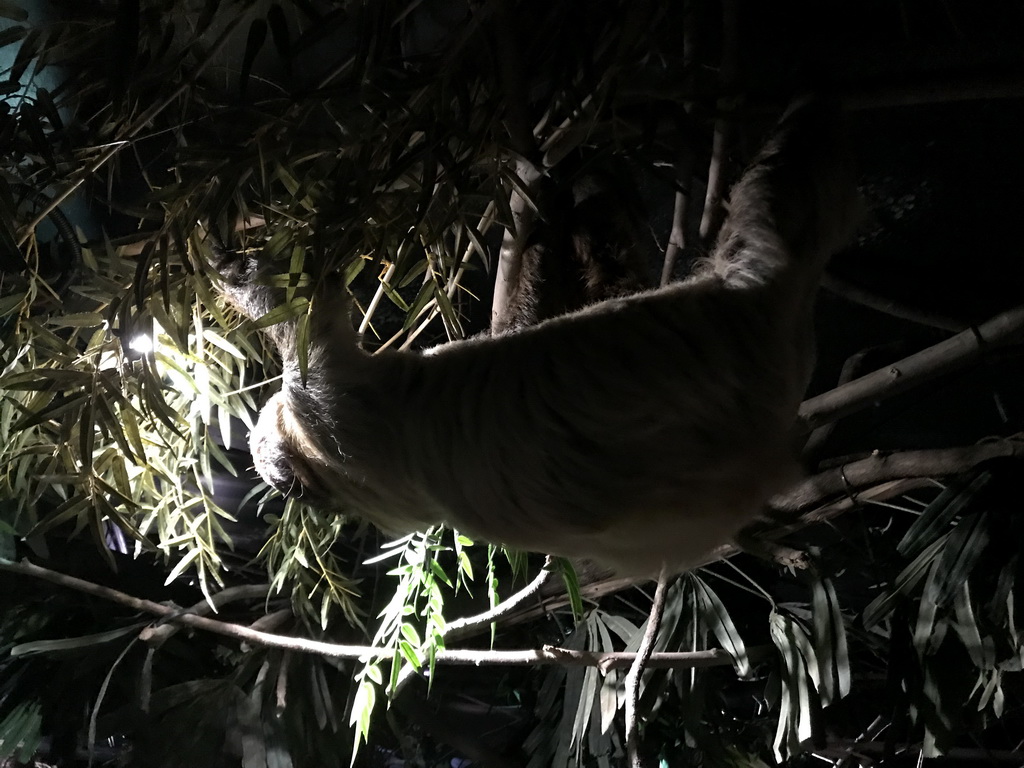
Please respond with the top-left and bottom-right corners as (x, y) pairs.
(249, 391), (328, 502)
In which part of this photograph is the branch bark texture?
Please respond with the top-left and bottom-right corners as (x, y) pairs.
(801, 305), (1024, 429)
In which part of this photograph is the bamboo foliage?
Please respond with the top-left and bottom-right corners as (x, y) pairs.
(3, 1), (1024, 766)
(0, 236), (253, 590)
(0, 0), (673, 614)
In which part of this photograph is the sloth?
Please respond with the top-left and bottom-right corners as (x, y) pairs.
(492, 168), (650, 334)
(214, 99), (858, 576)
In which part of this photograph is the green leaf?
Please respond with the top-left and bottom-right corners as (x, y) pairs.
(863, 534), (948, 628)
(202, 328), (246, 359)
(899, 471), (991, 556)
(0, 701), (42, 763)
(953, 582), (995, 669)
(0, 290), (25, 316)
(252, 297), (309, 329)
(400, 623), (421, 647)
(46, 312), (105, 328)
(811, 575), (850, 703)
(932, 509), (991, 606)
(556, 558), (583, 621)
(914, 557), (943, 655)
(398, 640), (420, 670)
(769, 610), (815, 761)
(694, 575), (750, 677)
(349, 679), (376, 760)
(12, 624), (144, 656)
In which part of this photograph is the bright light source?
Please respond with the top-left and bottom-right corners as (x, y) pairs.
(128, 333), (154, 354)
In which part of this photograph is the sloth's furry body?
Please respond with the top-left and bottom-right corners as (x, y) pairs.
(221, 100), (858, 576)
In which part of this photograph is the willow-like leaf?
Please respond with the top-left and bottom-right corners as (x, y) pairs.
(770, 610), (815, 760)
(11, 624), (144, 656)
(932, 509), (991, 606)
(693, 574), (751, 677)
(899, 471), (991, 557)
(953, 582), (995, 670)
(863, 534), (948, 629)
(0, 701), (42, 764)
(915, 558), (943, 655)
(556, 557), (584, 621)
(811, 575), (850, 703)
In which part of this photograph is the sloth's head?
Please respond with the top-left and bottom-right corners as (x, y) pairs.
(249, 391), (328, 502)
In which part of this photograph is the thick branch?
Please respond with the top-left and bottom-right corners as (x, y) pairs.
(490, 158), (543, 332)
(771, 441), (1023, 516)
(800, 304), (1024, 429)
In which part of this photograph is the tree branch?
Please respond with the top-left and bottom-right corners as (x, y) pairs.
(626, 567), (669, 768)
(800, 304), (1024, 429)
(660, 189), (689, 286)
(771, 440), (1023, 516)
(0, 557), (767, 670)
(697, 0), (738, 244)
(491, 157), (543, 332)
(138, 584), (272, 647)
(444, 559), (554, 642)
(839, 76), (1024, 111)
(821, 274), (966, 333)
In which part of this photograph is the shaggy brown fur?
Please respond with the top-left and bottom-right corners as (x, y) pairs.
(215, 99), (858, 576)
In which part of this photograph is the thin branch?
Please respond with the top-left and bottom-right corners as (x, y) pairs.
(697, 0), (738, 244)
(839, 76), (1024, 111)
(138, 584), (272, 647)
(444, 559), (554, 642)
(393, 559), (556, 693)
(660, 190), (689, 286)
(803, 347), (877, 464)
(800, 304), (1024, 429)
(625, 567), (669, 768)
(358, 262), (398, 335)
(821, 274), (966, 333)
(0, 557), (768, 670)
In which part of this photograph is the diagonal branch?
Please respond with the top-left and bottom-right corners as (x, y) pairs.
(800, 304), (1024, 429)
(770, 440), (1023, 516)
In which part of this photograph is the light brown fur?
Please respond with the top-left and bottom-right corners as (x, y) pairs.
(219, 100), (858, 576)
